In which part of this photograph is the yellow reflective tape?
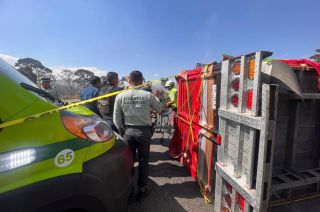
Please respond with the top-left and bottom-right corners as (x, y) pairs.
(0, 75), (176, 129)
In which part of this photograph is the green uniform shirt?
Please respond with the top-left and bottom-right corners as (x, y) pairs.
(113, 89), (164, 130)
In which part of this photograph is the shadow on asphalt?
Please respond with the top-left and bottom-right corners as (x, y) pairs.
(158, 181), (205, 199)
(127, 178), (188, 212)
(149, 162), (190, 178)
(148, 150), (171, 163)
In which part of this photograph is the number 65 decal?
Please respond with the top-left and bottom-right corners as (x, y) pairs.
(54, 149), (75, 167)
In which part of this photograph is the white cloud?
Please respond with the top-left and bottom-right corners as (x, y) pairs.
(0, 53), (19, 66)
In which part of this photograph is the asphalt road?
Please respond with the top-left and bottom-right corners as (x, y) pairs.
(127, 132), (214, 212)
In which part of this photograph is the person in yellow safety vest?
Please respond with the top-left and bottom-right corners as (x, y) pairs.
(164, 80), (178, 128)
(164, 80), (177, 112)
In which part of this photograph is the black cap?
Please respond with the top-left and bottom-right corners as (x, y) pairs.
(91, 76), (101, 86)
(130, 70), (143, 83)
(106, 72), (118, 83)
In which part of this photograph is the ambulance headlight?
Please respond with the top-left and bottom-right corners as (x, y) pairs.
(83, 121), (114, 142)
(60, 110), (114, 142)
(0, 148), (36, 173)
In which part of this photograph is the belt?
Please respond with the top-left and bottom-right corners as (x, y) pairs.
(125, 125), (151, 128)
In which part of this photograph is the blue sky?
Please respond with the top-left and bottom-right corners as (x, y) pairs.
(0, 0), (319, 79)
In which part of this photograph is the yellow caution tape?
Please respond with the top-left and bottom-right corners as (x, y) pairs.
(0, 75), (176, 129)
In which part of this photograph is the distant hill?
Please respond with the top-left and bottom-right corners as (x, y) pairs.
(0, 53), (168, 95)
(0, 53), (108, 78)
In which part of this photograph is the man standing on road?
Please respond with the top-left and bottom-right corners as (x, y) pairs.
(113, 70), (163, 200)
(99, 72), (123, 132)
(80, 76), (102, 116)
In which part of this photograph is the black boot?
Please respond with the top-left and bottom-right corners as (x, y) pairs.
(136, 186), (149, 201)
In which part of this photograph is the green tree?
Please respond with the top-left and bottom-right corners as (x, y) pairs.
(59, 69), (75, 93)
(74, 69), (95, 88)
(16, 66), (37, 83)
(310, 49), (320, 63)
(15, 57), (53, 84)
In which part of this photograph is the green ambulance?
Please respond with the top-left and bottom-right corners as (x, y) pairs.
(0, 58), (133, 212)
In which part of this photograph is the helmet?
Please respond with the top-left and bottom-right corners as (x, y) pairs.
(165, 80), (174, 88)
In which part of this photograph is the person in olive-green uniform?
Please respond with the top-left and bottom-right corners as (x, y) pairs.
(113, 70), (163, 200)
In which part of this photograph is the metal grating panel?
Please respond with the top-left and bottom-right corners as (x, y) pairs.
(214, 51), (277, 212)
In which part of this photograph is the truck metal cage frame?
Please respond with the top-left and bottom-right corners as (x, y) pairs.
(214, 51), (320, 212)
(214, 51), (279, 212)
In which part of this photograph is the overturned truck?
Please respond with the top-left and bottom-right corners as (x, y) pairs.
(170, 51), (320, 212)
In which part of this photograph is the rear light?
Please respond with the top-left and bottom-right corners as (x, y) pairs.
(60, 110), (114, 142)
(231, 78), (240, 91)
(246, 89), (253, 110)
(235, 192), (245, 211)
(222, 207), (230, 212)
(232, 61), (241, 75)
(248, 58), (255, 80)
(216, 134), (222, 145)
(224, 193), (232, 208)
(231, 94), (239, 107)
(225, 182), (233, 193)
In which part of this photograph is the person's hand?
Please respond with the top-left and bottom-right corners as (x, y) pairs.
(146, 82), (152, 88)
(165, 100), (173, 107)
(153, 91), (160, 97)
